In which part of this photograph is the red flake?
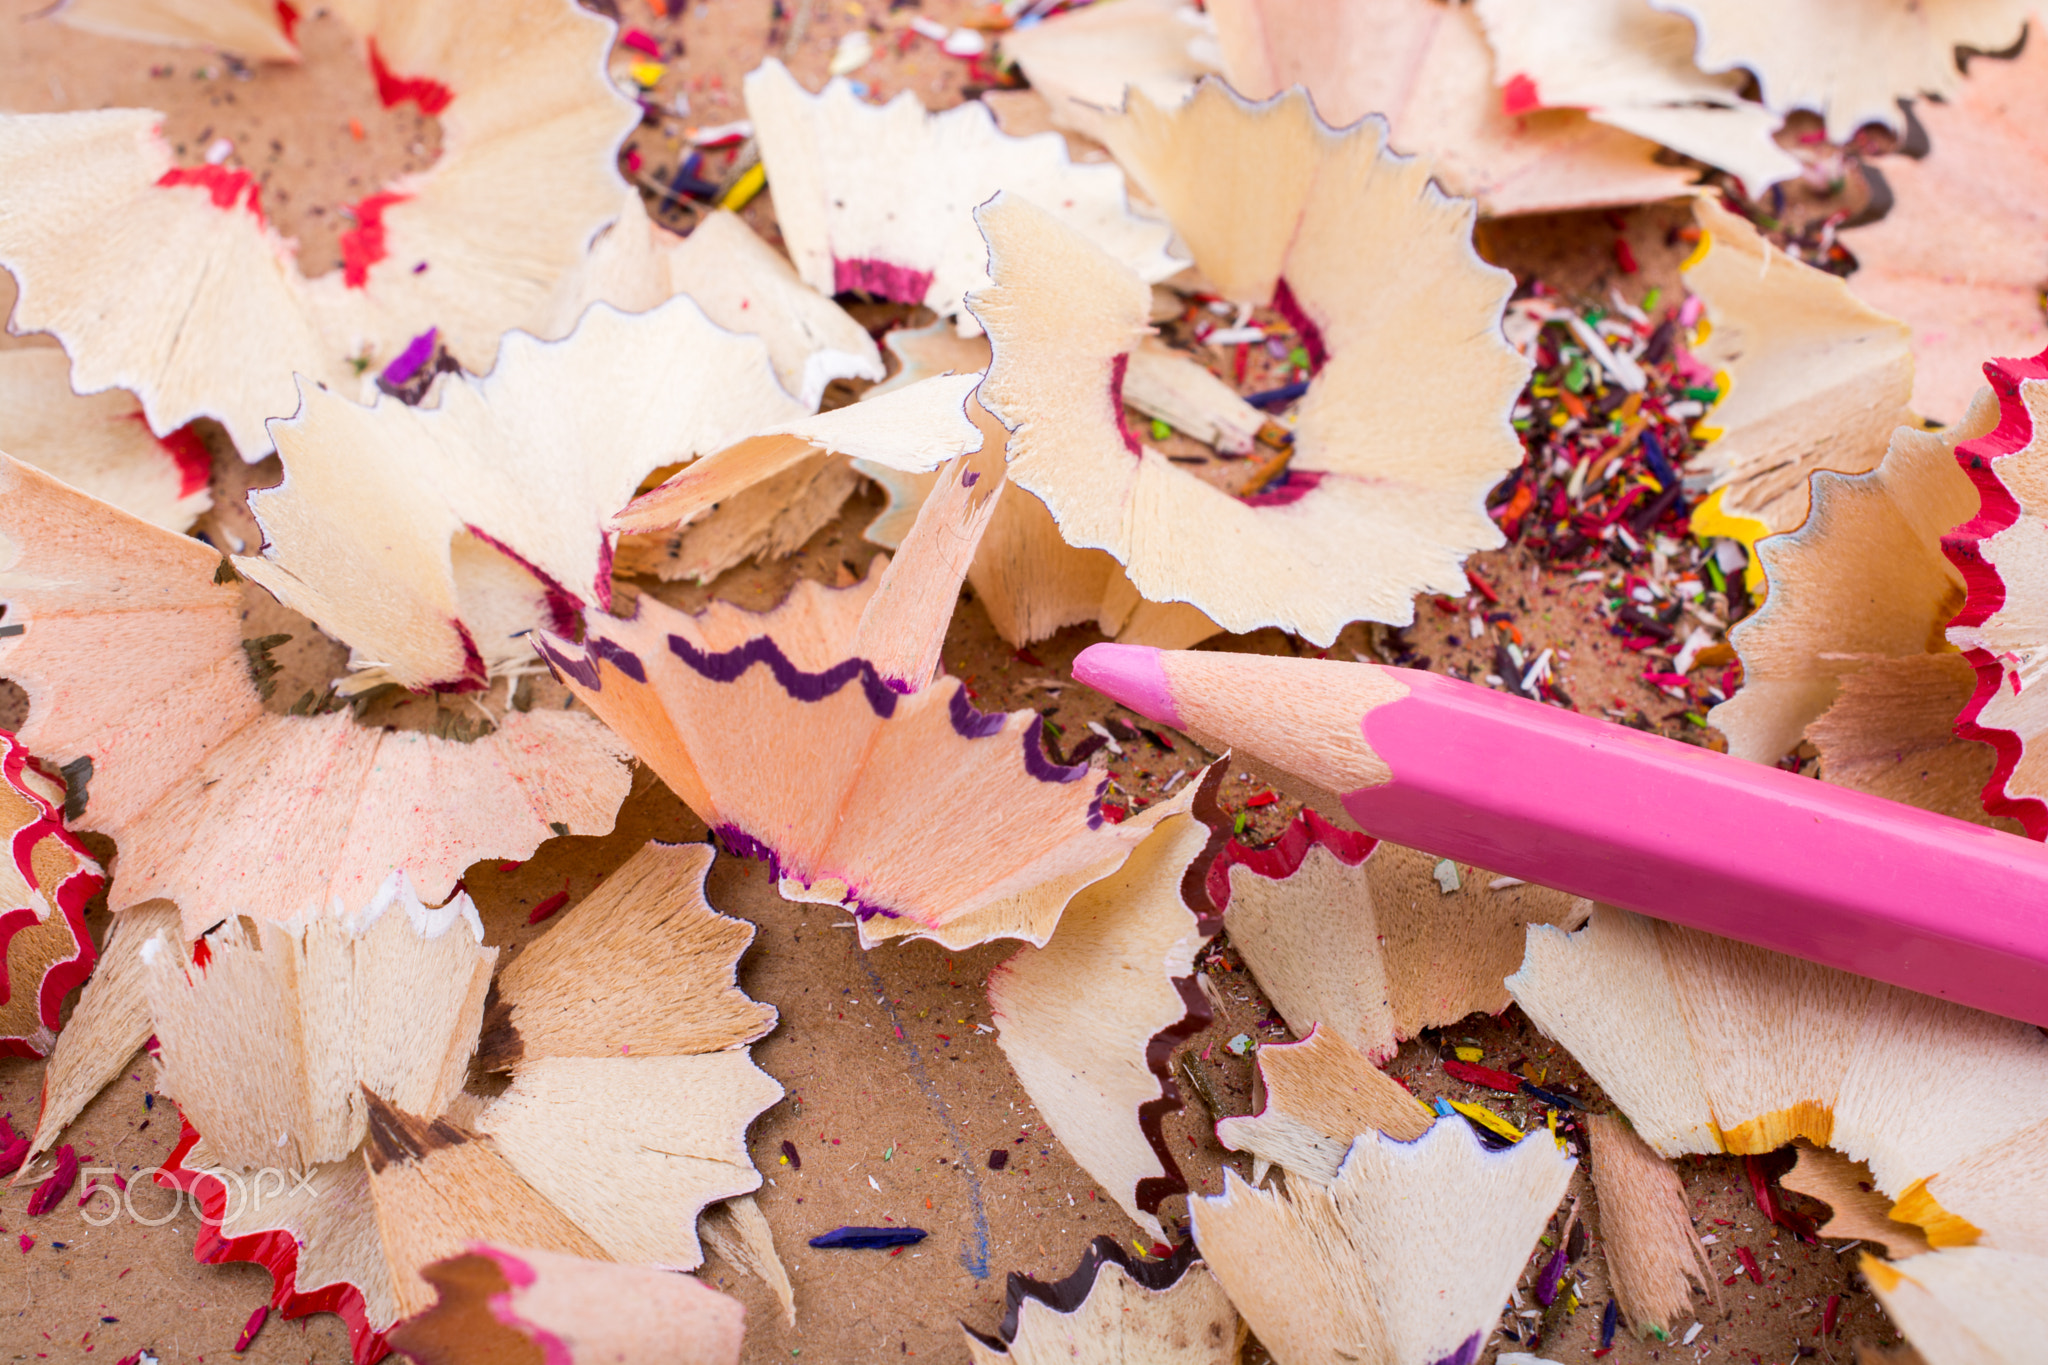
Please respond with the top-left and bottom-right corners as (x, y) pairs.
(367, 41), (453, 114)
(141, 421), (214, 498)
(156, 166), (263, 222)
(1099, 804), (1128, 824)
(234, 1304), (268, 1353)
(1442, 1059), (1522, 1094)
(935, 1034), (950, 1042)
(28, 1147), (77, 1217)
(16, 1234), (30, 1253)
(625, 147), (643, 174)
(1465, 568), (1500, 603)
(527, 879), (572, 926)
(1233, 342), (1249, 386)
(1501, 72), (1541, 116)
(1822, 1294), (1840, 1335)
(275, 2), (300, 44)
(1614, 238), (1640, 274)
(1245, 790), (1278, 808)
(1013, 648), (1045, 667)
(339, 191), (411, 289)
(1734, 1245), (1763, 1284)
(622, 28), (662, 56)
(190, 938), (213, 970)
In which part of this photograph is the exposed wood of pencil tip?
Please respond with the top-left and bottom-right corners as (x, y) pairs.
(1158, 651), (1407, 796)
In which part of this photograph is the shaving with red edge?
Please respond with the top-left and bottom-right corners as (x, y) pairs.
(158, 1118), (391, 1365)
(1941, 347), (2048, 838)
(367, 40), (453, 114)
(156, 165), (264, 222)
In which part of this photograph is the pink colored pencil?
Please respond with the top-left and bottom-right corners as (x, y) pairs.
(1073, 643), (2048, 1028)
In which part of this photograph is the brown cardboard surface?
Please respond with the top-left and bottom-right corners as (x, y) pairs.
(0, 1), (1918, 1362)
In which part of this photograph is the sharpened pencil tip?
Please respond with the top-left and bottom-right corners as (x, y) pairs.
(1073, 643), (1182, 728)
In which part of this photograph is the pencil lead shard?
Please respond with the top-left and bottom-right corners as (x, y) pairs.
(809, 1226), (928, 1249)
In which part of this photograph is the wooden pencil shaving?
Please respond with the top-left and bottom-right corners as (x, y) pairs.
(1586, 1111), (1714, 1336)
(742, 56), (1182, 331)
(699, 1194), (797, 1328)
(541, 457), (1171, 950)
(1710, 390), (2015, 829)
(0, 731), (102, 1059)
(1841, 32), (2048, 421)
(0, 0), (640, 457)
(142, 886), (494, 1172)
(849, 323), (1220, 650)
(985, 780), (1211, 1243)
(1782, 1142), (1931, 1258)
(1859, 1247), (2048, 1365)
(1938, 355), (2048, 839)
(239, 300), (977, 693)
(1215, 1026), (1435, 1185)
(152, 840), (783, 1356)
(477, 1052), (784, 1269)
(0, 349), (213, 531)
(477, 841), (775, 1070)
(1215, 808), (1587, 1062)
(3, 5), (2034, 1361)
(363, 1093), (605, 1321)
(1192, 1119), (1575, 1365)
(163, 1128), (398, 1351)
(27, 900), (179, 1160)
(964, 1238), (1243, 1365)
(1644, 0), (2030, 142)
(388, 1244), (746, 1365)
(1208, 0), (1701, 215)
(994, 0), (1219, 144)
(1474, 0), (1799, 193)
(977, 81), (1529, 644)
(0, 455), (633, 940)
(1509, 905), (2048, 1257)
(1682, 196), (1916, 535)
(475, 841), (784, 1270)
(539, 203), (885, 411)
(49, 0), (303, 61)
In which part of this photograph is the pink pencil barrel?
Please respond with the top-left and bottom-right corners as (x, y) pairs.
(1075, 643), (2048, 1027)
